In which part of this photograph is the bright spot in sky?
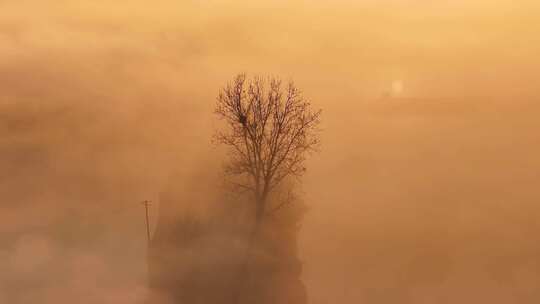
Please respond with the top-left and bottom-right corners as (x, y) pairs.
(391, 80), (404, 95)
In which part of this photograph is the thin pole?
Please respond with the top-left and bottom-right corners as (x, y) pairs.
(141, 200), (151, 244)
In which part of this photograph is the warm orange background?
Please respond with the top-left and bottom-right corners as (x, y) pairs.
(1, 1), (540, 303)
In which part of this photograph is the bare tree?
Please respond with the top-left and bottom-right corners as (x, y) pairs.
(214, 73), (321, 226)
(214, 74), (321, 304)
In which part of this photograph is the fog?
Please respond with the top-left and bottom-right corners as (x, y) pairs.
(1, 1), (540, 303)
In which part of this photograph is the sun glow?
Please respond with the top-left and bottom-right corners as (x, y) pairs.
(391, 80), (404, 96)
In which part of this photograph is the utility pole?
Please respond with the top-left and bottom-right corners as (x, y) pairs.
(141, 200), (151, 244)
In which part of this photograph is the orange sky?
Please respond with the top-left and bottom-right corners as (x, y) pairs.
(2, 0), (539, 100)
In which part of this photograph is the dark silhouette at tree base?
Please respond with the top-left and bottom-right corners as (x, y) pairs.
(147, 178), (308, 304)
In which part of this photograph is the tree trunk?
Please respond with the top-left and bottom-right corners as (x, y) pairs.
(231, 195), (266, 304)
